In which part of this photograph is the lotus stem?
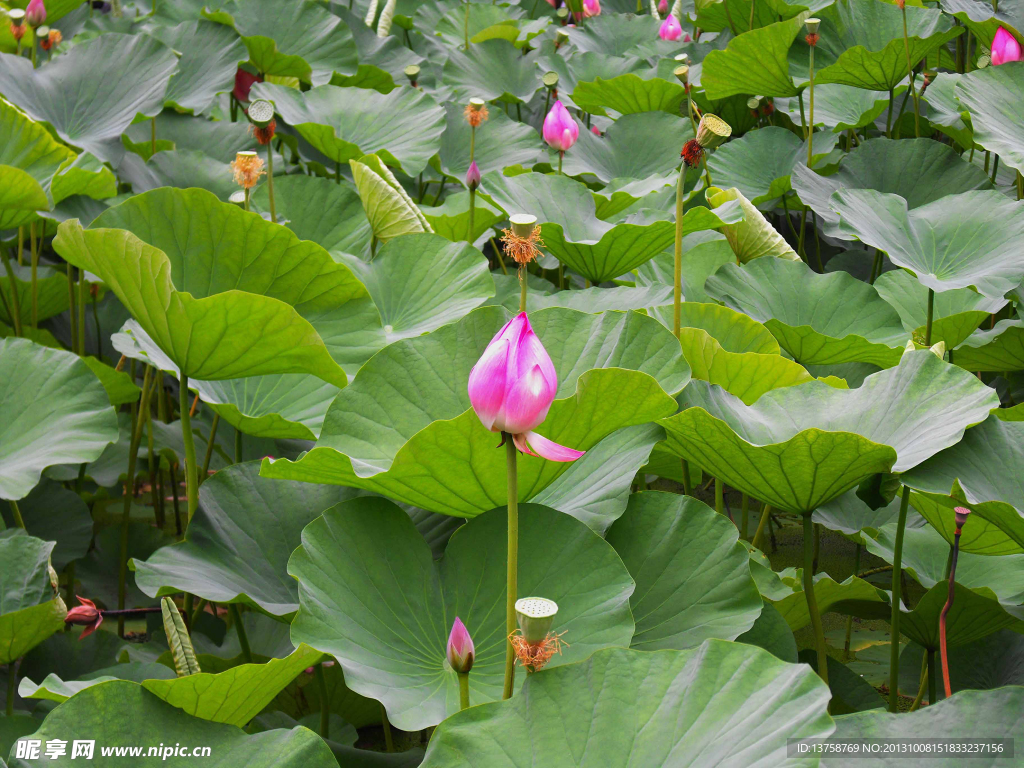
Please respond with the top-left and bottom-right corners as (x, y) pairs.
(928, 648), (936, 704)
(502, 434), (519, 700)
(900, 5), (921, 138)
(888, 485), (911, 712)
(29, 222), (37, 329)
(812, 522), (821, 573)
(243, 188), (250, 213)
(382, 703), (395, 751)
(886, 88), (894, 138)
(92, 290), (102, 357)
(751, 503), (772, 551)
(749, 0), (755, 29)
(0, 246), (22, 336)
(991, 154), (1000, 184)
(170, 462), (182, 537)
(266, 143), (277, 223)
(909, 650), (928, 711)
(458, 671), (470, 710)
(200, 413), (220, 483)
(314, 663), (330, 739)
(803, 512), (829, 687)
(5, 660), (16, 716)
(740, 493), (749, 538)
(715, 477), (724, 515)
(16, 227), (23, 266)
(722, 0), (738, 35)
(940, 509), (968, 698)
(234, 427), (242, 464)
(925, 288), (934, 346)
(680, 459), (693, 495)
(7, 500), (25, 529)
(146, 393), (163, 528)
(179, 374), (199, 523)
(844, 543), (861, 659)
(119, 366), (154, 637)
(468, 124), (477, 239)
(67, 267), (78, 352)
(151, 117), (157, 159)
(557, 150), (563, 175)
(77, 270), (86, 354)
(229, 604), (253, 663)
(798, 91), (808, 142)
(464, 0), (470, 48)
(673, 161), (685, 339)
(807, 36), (816, 166)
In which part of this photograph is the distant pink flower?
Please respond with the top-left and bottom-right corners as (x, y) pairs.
(591, 124), (601, 136)
(466, 160), (481, 191)
(25, 0), (45, 26)
(542, 100), (579, 153)
(683, 32), (692, 42)
(991, 27), (1022, 66)
(659, 15), (682, 41)
(658, 0), (668, 12)
(583, 0), (600, 17)
(65, 597), (103, 639)
(447, 618), (475, 673)
(468, 312), (584, 462)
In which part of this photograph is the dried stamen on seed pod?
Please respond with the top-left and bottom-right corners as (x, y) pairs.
(231, 151), (265, 189)
(509, 629), (568, 672)
(464, 100), (489, 128)
(250, 120), (277, 145)
(680, 138), (705, 168)
(500, 222), (544, 265)
(805, 33), (819, 46)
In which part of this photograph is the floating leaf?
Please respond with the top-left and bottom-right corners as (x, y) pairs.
(0, 535), (65, 665)
(955, 60), (1024, 174)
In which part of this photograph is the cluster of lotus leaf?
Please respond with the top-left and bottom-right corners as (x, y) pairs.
(1, 0), (1023, 765)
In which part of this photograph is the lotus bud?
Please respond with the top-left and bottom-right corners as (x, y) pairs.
(659, 14), (682, 41)
(583, 0), (600, 17)
(404, 64), (420, 87)
(468, 311), (585, 461)
(658, 0), (668, 12)
(695, 113), (732, 150)
(991, 27), (1023, 66)
(464, 97), (489, 128)
(65, 596), (103, 639)
(465, 160), (481, 191)
(542, 99), (579, 152)
(591, 124), (601, 136)
(446, 617), (475, 673)
(231, 150), (265, 190)
(954, 506), (971, 529)
(25, 0), (45, 27)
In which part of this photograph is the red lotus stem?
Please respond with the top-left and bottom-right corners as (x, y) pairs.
(939, 507), (970, 698)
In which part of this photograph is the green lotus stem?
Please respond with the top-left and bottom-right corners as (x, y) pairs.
(740, 493), (749, 538)
(234, 427), (242, 464)
(715, 477), (724, 515)
(266, 143), (277, 224)
(807, 45), (815, 166)
(812, 522), (821, 573)
(722, 0), (738, 35)
(179, 374), (199, 523)
(928, 648), (936, 704)
(749, 0), (755, 29)
(464, 0), (470, 48)
(315, 663), (330, 739)
(925, 288), (934, 346)
(797, 92), (808, 142)
(869, 250), (883, 284)
(557, 151), (563, 175)
(29, 222), (38, 329)
(146, 395), (163, 528)
(502, 435), (519, 700)
(673, 162), (685, 339)
(229, 604), (253, 663)
(381, 703), (395, 751)
(6, 660), (15, 716)
(885, 88), (894, 138)
(170, 462), (183, 537)
(681, 459), (693, 495)
(519, 264), (527, 313)
(67, 267), (78, 351)
(990, 154), (999, 184)
(900, 5), (921, 138)
(888, 485), (911, 712)
(200, 413), (220, 483)
(1, 246), (22, 336)
(491, 238), (508, 275)
(183, 592), (194, 633)
(30, 38), (36, 68)
(0, 283), (13, 331)
(751, 503), (772, 550)
(119, 366), (154, 637)
(151, 117), (157, 159)
(16, 227), (23, 266)
(8, 500), (25, 529)
(844, 543), (861, 659)
(909, 650), (928, 711)
(190, 598), (207, 629)
(458, 671), (470, 710)
(243, 188), (250, 213)
(468, 125), (477, 239)
(1017, 170), (1022, 201)
(77, 270), (86, 354)
(802, 512), (829, 688)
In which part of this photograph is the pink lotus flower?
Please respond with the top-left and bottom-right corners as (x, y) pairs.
(583, 0), (600, 17)
(447, 617), (475, 673)
(468, 313), (584, 462)
(466, 160), (480, 191)
(25, 0), (45, 26)
(659, 15), (682, 41)
(65, 596), (103, 639)
(591, 124), (601, 136)
(542, 100), (579, 153)
(991, 27), (1023, 66)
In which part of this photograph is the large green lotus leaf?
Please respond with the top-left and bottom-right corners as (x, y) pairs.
(706, 127), (838, 209)
(607, 492), (762, 651)
(288, 498), (635, 730)
(18, 662), (176, 705)
(902, 412), (1024, 555)
(5, 680), (338, 766)
(920, 70), (975, 148)
(955, 61), (1024, 174)
(0, 34), (178, 164)
(702, 16), (807, 99)
(501, 284), (672, 315)
(792, 137), (992, 238)
(441, 39), (540, 105)
(769, 569), (893, 631)
(561, 13), (660, 56)
(659, 351), (998, 514)
(570, 73), (688, 116)
(151, 20), (247, 115)
(115, 149), (238, 202)
(535, 50), (647, 111)
(205, 0), (357, 86)
(0, 339), (118, 501)
(530, 423), (664, 534)
(824, 687), (1023, 764)
(706, 258), (909, 367)
(420, 641), (833, 767)
(141, 644), (322, 727)
(436, 102), (541, 179)
(133, 461), (360, 617)
(635, 231), (734, 304)
(558, 112), (691, 185)
(124, 112), (257, 164)
(338, 233), (493, 343)
(262, 306), (685, 514)
(706, 187), (799, 262)
(940, 0), (1024, 42)
(481, 172), (738, 283)
(2, 481), (92, 572)
(831, 189), (1024, 299)
(955, 319), (1024, 372)
(251, 82), (444, 176)
(251, 174), (370, 258)
(0, 265), (69, 327)
(899, 582), (1023, 651)
(0, 535), (66, 666)
(873, 268), (1003, 351)
(695, 0), (810, 34)
(415, 0), (526, 49)
(350, 153), (433, 244)
(0, 99), (115, 229)
(421, 191), (505, 244)
(776, 84), (898, 133)
(813, 0), (962, 91)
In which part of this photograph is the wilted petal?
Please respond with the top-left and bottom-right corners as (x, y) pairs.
(516, 431), (585, 462)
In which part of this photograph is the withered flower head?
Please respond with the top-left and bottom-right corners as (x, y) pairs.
(501, 214), (543, 266)
(680, 138), (705, 168)
(464, 98), (489, 128)
(231, 150), (265, 190)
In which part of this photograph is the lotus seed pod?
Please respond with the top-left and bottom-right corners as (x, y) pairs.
(805, 17), (820, 35)
(515, 596), (558, 644)
(509, 213), (538, 239)
(404, 64), (420, 85)
(746, 96), (760, 110)
(695, 113), (732, 150)
(954, 506), (971, 528)
(543, 71), (559, 89)
(247, 98), (274, 128)
(674, 65), (689, 84)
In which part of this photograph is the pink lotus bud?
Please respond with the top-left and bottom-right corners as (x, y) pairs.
(659, 15), (682, 41)
(25, 0), (45, 26)
(542, 100), (579, 153)
(591, 124), (601, 136)
(466, 160), (480, 191)
(683, 33), (692, 42)
(468, 312), (584, 462)
(991, 27), (1023, 66)
(658, 0), (668, 12)
(65, 596), (103, 639)
(447, 617), (475, 673)
(583, 0), (600, 17)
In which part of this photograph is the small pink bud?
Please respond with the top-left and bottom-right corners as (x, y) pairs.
(25, 0), (45, 26)
(659, 15), (682, 41)
(683, 32), (692, 42)
(591, 124), (601, 136)
(542, 100), (579, 152)
(583, 0), (600, 17)
(65, 596), (103, 639)
(991, 27), (1023, 66)
(658, 0), (668, 12)
(465, 160), (480, 191)
(447, 617), (475, 673)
